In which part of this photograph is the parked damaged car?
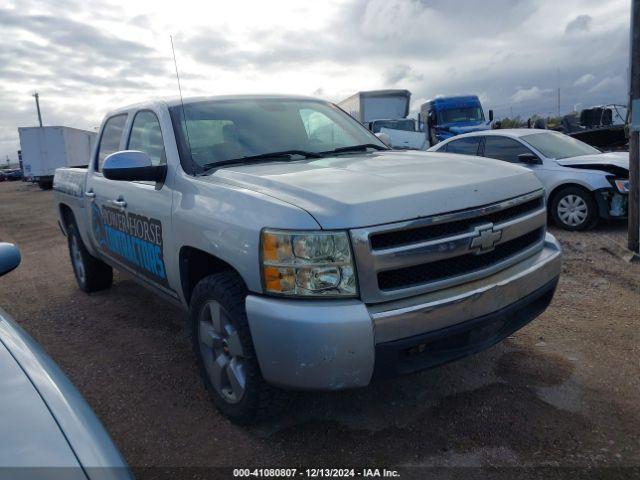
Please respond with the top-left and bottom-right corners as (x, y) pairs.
(0, 242), (131, 479)
(429, 129), (629, 230)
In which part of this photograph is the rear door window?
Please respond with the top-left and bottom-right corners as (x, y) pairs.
(483, 136), (533, 163)
(443, 137), (481, 156)
(96, 114), (127, 171)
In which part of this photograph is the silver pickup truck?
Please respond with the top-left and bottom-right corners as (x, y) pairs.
(53, 95), (561, 423)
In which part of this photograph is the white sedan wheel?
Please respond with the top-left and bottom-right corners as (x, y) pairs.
(557, 194), (589, 227)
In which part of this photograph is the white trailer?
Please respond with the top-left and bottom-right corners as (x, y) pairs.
(337, 90), (411, 127)
(18, 126), (96, 189)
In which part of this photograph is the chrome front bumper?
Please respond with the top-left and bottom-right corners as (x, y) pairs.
(246, 233), (562, 390)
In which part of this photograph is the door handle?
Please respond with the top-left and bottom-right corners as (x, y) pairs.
(85, 189), (95, 199)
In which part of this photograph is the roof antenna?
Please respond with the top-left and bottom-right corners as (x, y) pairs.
(170, 35), (194, 167)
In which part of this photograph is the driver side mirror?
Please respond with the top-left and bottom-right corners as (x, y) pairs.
(103, 151), (166, 183)
(518, 153), (542, 164)
(0, 243), (21, 277)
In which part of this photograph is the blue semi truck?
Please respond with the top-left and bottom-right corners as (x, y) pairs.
(419, 95), (493, 146)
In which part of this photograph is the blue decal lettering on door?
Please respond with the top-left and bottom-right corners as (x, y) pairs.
(92, 203), (168, 287)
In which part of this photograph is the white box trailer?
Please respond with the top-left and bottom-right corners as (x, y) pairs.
(18, 126), (96, 189)
(337, 90), (411, 126)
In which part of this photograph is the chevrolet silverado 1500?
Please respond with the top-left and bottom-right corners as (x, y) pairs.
(53, 95), (561, 423)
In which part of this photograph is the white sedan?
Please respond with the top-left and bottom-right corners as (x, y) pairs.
(429, 129), (629, 230)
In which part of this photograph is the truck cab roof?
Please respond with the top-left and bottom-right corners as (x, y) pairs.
(105, 94), (325, 117)
(422, 95), (482, 109)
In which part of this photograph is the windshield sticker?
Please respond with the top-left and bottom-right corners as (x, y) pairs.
(92, 203), (168, 287)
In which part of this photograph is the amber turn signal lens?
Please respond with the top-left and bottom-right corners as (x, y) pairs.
(263, 266), (295, 293)
(262, 232), (279, 261)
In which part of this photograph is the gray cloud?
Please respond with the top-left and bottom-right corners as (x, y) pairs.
(565, 14), (592, 34)
(384, 65), (424, 86)
(183, 0), (540, 72)
(0, 9), (152, 60)
(0, 5), (175, 160)
(573, 73), (595, 86)
(0, 0), (632, 161)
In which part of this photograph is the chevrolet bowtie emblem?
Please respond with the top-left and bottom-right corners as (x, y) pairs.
(470, 224), (502, 253)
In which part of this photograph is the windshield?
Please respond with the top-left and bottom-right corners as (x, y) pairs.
(438, 107), (484, 124)
(521, 132), (600, 159)
(371, 119), (415, 133)
(170, 98), (386, 169)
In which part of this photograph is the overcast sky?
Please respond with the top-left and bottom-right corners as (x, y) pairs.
(0, 0), (631, 162)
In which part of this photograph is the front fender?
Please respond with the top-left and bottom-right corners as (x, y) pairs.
(170, 171), (320, 303)
(544, 168), (611, 200)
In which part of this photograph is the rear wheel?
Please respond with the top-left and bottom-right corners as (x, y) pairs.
(67, 221), (113, 292)
(190, 272), (287, 424)
(550, 186), (597, 231)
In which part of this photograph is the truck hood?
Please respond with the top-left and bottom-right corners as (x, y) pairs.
(211, 151), (542, 229)
(556, 152), (629, 171)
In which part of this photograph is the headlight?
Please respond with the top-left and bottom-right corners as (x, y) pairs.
(261, 229), (357, 297)
(612, 178), (629, 194)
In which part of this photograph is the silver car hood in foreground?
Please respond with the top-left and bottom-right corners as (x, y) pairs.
(0, 310), (131, 479)
(0, 340), (83, 472)
(556, 152), (629, 170)
(212, 151), (542, 229)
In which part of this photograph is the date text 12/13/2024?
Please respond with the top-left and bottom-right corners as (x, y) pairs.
(233, 468), (400, 478)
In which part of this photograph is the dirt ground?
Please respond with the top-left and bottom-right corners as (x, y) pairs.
(0, 180), (638, 479)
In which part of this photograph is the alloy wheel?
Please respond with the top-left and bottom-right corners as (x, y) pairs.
(70, 235), (86, 284)
(198, 300), (246, 404)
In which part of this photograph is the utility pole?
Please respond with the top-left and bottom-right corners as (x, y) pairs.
(557, 68), (561, 117)
(629, 0), (639, 253)
(33, 92), (43, 127)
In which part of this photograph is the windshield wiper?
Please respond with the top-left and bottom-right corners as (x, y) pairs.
(201, 150), (324, 173)
(322, 143), (389, 155)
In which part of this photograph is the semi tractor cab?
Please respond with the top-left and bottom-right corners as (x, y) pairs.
(420, 95), (493, 146)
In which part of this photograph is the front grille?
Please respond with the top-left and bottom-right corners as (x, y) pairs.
(370, 196), (543, 250)
(377, 228), (544, 291)
(350, 191), (547, 303)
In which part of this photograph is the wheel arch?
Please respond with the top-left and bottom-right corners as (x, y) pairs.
(179, 246), (247, 305)
(58, 203), (75, 235)
(547, 182), (595, 209)
(547, 182), (600, 230)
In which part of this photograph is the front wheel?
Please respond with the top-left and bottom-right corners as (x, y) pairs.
(190, 272), (287, 424)
(550, 186), (598, 231)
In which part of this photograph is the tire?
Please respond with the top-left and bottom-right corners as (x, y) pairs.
(190, 272), (287, 424)
(66, 220), (113, 292)
(550, 186), (598, 231)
